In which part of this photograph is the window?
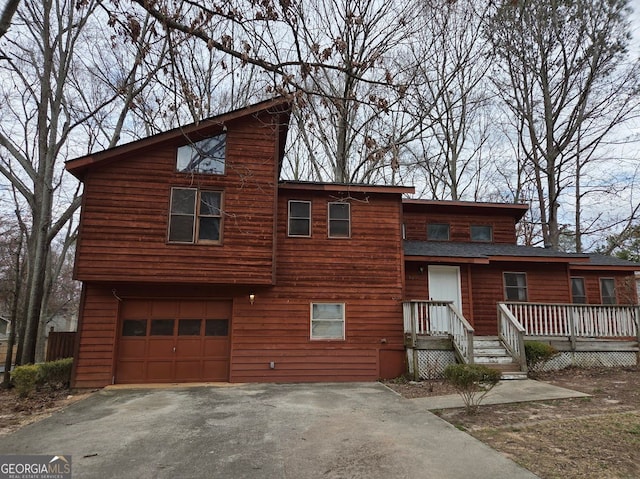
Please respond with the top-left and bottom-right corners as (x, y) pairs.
(178, 319), (201, 336)
(122, 320), (147, 337)
(571, 277), (587, 304)
(176, 133), (226, 174)
(150, 319), (174, 336)
(311, 303), (345, 340)
(470, 225), (493, 242)
(168, 188), (222, 244)
(427, 223), (450, 241)
(205, 319), (229, 336)
(504, 272), (528, 301)
(600, 278), (616, 304)
(288, 200), (311, 237)
(328, 202), (350, 238)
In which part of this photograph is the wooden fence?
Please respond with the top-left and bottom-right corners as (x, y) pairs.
(46, 332), (76, 362)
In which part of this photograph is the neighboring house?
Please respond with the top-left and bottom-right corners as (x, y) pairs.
(65, 98), (640, 388)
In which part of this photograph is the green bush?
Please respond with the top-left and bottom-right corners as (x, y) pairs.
(38, 358), (73, 390)
(10, 358), (73, 397)
(444, 363), (501, 414)
(525, 341), (559, 376)
(11, 364), (40, 398)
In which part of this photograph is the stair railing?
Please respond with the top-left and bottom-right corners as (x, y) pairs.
(497, 303), (527, 372)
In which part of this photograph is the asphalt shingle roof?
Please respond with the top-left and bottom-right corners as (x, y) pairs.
(403, 241), (640, 269)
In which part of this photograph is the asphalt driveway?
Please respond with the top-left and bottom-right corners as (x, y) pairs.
(0, 383), (537, 478)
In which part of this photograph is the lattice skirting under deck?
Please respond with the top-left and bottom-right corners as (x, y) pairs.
(407, 349), (457, 379)
(541, 351), (638, 371)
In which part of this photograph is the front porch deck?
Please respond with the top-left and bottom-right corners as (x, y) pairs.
(403, 300), (640, 379)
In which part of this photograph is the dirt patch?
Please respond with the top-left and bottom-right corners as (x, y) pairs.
(0, 387), (90, 436)
(388, 367), (640, 479)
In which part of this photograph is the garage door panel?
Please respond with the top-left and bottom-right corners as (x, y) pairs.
(116, 299), (231, 383)
(147, 361), (173, 381)
(147, 339), (174, 358)
(203, 360), (229, 381)
(117, 361), (145, 382)
(175, 361), (202, 380)
(204, 339), (229, 357)
(118, 339), (146, 359)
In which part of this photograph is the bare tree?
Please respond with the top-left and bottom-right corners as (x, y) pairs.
(0, 0), (20, 39)
(0, 0), (166, 363)
(486, 0), (640, 249)
(406, 0), (495, 201)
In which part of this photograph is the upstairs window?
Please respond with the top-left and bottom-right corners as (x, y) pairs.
(328, 202), (350, 238)
(177, 133), (226, 175)
(470, 225), (493, 242)
(504, 272), (528, 301)
(427, 223), (450, 241)
(168, 188), (222, 244)
(288, 200), (311, 237)
(600, 278), (617, 304)
(571, 277), (587, 304)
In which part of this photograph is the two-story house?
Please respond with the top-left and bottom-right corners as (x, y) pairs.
(66, 98), (639, 388)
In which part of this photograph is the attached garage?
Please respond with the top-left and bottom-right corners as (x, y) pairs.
(116, 299), (232, 383)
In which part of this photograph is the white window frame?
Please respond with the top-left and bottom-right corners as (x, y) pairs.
(503, 272), (528, 302)
(328, 202), (351, 238)
(310, 302), (345, 340)
(288, 200), (312, 237)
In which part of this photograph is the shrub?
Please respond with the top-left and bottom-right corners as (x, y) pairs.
(444, 363), (501, 414)
(38, 358), (73, 390)
(525, 341), (559, 376)
(11, 364), (40, 398)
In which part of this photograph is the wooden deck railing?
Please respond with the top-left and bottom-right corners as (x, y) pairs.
(403, 300), (474, 364)
(501, 302), (640, 341)
(497, 303), (527, 371)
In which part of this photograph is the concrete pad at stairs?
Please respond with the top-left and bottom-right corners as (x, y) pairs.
(413, 379), (590, 410)
(0, 383), (538, 479)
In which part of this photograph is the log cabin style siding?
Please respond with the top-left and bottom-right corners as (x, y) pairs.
(66, 99), (639, 388)
(71, 106), (288, 285)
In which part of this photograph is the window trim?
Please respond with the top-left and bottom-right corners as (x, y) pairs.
(328, 202), (351, 238)
(503, 272), (528, 302)
(427, 223), (450, 241)
(470, 224), (493, 243)
(599, 277), (617, 305)
(571, 277), (587, 304)
(168, 187), (223, 245)
(176, 133), (227, 175)
(288, 200), (312, 237)
(310, 302), (345, 341)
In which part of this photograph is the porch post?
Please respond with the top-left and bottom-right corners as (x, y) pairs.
(635, 306), (640, 366)
(568, 306), (577, 352)
(411, 303), (419, 380)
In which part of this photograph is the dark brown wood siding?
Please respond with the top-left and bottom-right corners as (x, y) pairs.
(403, 211), (517, 244)
(229, 189), (406, 382)
(571, 271), (638, 305)
(74, 112), (280, 285)
(470, 263), (571, 335)
(72, 284), (119, 389)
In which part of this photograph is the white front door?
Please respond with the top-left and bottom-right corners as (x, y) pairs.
(428, 265), (462, 312)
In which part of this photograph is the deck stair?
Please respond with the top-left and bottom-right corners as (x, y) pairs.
(473, 336), (527, 380)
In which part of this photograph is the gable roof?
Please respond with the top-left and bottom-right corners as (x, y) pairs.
(404, 241), (640, 270)
(65, 97), (291, 180)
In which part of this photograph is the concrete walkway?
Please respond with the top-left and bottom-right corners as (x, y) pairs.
(412, 379), (590, 410)
(0, 383), (539, 479)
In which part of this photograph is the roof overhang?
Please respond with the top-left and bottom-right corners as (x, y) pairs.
(279, 181), (414, 195)
(402, 199), (528, 221)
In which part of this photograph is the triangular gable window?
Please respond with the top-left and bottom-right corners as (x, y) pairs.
(177, 133), (226, 174)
